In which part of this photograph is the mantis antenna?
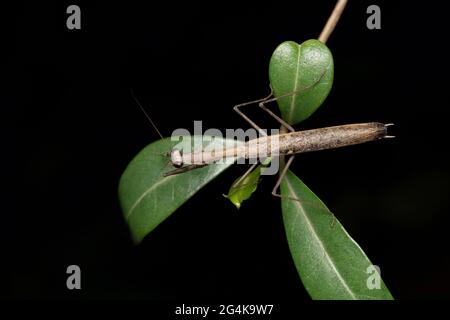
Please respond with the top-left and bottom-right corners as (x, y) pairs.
(130, 89), (164, 139)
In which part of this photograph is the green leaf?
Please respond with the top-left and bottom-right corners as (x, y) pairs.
(118, 136), (243, 243)
(281, 170), (393, 300)
(224, 164), (262, 209)
(269, 39), (334, 125)
(224, 157), (274, 208)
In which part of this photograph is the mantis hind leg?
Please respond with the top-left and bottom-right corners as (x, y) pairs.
(271, 155), (336, 227)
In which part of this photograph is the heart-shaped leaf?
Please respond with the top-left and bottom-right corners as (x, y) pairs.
(269, 39), (334, 125)
(281, 170), (393, 300)
(118, 136), (243, 243)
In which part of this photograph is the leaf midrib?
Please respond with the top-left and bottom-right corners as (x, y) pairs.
(284, 174), (357, 299)
(288, 44), (302, 123)
(125, 175), (175, 220)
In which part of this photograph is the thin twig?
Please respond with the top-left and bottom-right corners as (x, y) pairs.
(278, 125), (289, 172)
(318, 0), (348, 44)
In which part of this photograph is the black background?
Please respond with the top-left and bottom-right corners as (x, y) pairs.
(8, 0), (450, 307)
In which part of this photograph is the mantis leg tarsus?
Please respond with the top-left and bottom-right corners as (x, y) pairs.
(271, 155), (336, 228)
(231, 161), (260, 188)
(271, 155), (296, 199)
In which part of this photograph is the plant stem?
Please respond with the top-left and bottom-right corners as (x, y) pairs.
(278, 125), (289, 172)
(318, 0), (348, 44)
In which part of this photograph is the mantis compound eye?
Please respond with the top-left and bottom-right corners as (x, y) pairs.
(170, 149), (183, 168)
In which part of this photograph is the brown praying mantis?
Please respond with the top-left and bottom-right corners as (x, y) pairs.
(132, 87), (394, 204)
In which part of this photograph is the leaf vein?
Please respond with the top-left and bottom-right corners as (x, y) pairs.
(125, 176), (175, 220)
(288, 45), (302, 123)
(284, 175), (357, 299)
